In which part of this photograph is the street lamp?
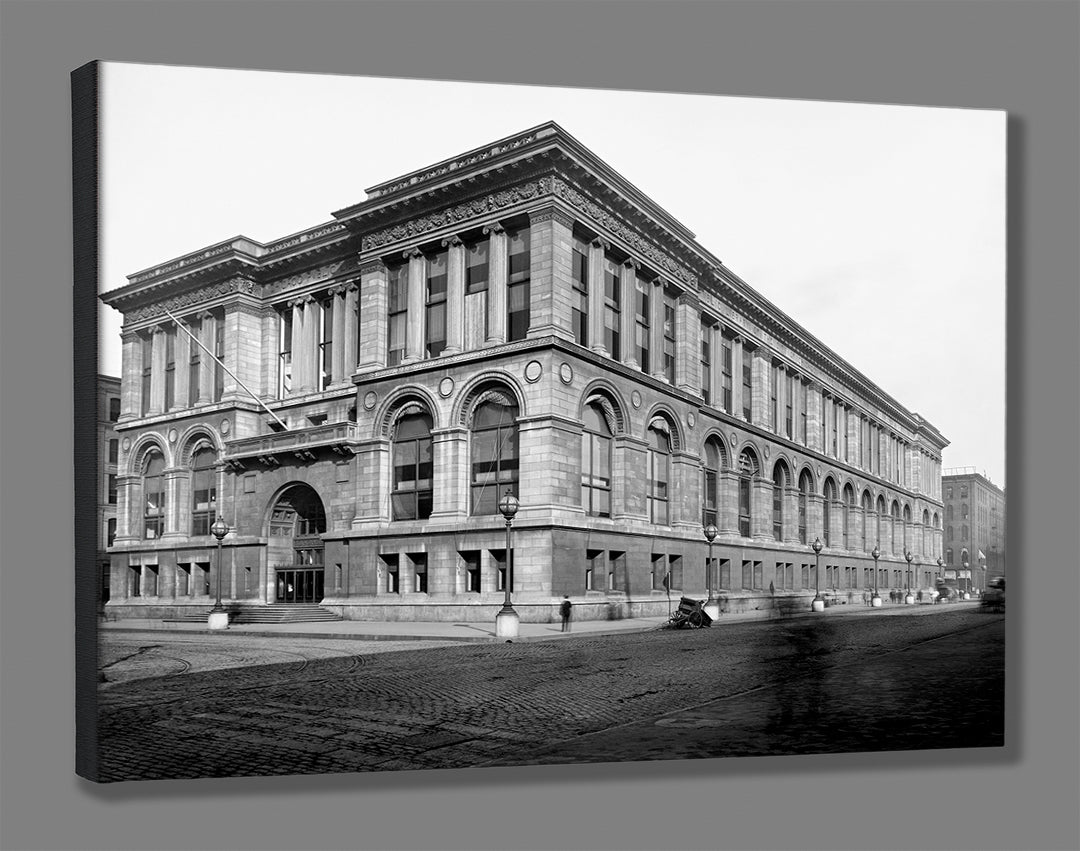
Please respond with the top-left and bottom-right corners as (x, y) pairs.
(904, 549), (914, 604)
(962, 555), (970, 599)
(207, 515), (230, 630)
(703, 523), (719, 620)
(495, 488), (520, 639)
(811, 537), (825, 612)
(871, 543), (882, 607)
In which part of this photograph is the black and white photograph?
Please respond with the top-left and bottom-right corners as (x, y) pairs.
(82, 63), (1006, 784)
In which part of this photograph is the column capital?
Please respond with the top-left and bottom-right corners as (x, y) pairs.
(482, 220), (506, 236)
(441, 234), (464, 249)
(360, 257), (387, 276)
(622, 258), (640, 271)
(590, 235), (610, 251)
(149, 324), (166, 336)
(403, 246), (424, 261)
(526, 204), (574, 229)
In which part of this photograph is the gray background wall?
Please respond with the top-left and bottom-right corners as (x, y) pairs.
(1, 2), (1077, 849)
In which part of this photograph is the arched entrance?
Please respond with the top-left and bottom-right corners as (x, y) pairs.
(267, 484), (327, 603)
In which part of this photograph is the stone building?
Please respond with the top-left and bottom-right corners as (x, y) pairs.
(99, 122), (948, 623)
(941, 469), (1006, 594)
(97, 374), (121, 608)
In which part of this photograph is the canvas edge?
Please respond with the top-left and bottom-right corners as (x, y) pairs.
(72, 58), (102, 783)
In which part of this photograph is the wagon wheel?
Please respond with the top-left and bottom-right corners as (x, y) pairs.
(688, 610), (704, 629)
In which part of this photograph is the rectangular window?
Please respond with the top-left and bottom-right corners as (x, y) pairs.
(426, 250), (448, 358)
(130, 565), (142, 598)
(145, 565), (159, 597)
(608, 551), (624, 592)
(319, 297), (334, 388)
(381, 554), (400, 594)
(106, 518), (117, 547)
(108, 439), (119, 465)
(572, 235), (589, 346)
(603, 255), (621, 358)
(586, 549), (603, 592)
(718, 558), (731, 590)
(742, 351), (753, 420)
(635, 274), (651, 373)
(721, 334), (733, 413)
(411, 554), (428, 593)
(832, 401), (839, 457)
(662, 290), (676, 383)
(821, 395), (827, 452)
(507, 227), (531, 342)
(164, 328), (175, 410)
(461, 551), (481, 593)
(800, 381), (808, 444)
(108, 396), (121, 422)
(493, 549), (511, 594)
(107, 474), (117, 504)
(700, 321), (712, 404)
(387, 262), (408, 366)
(465, 239), (489, 293)
(741, 560), (752, 590)
(140, 334), (152, 415)
(770, 366), (779, 432)
(651, 553), (666, 591)
(801, 564), (810, 589)
(753, 561), (763, 590)
(276, 310), (292, 397)
(786, 373), (794, 439)
(668, 555), (683, 592)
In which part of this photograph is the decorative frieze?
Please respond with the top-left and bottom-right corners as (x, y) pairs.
(125, 277), (257, 324)
(128, 243), (237, 285)
(264, 223), (347, 254)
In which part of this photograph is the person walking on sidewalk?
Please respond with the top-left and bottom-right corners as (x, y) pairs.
(560, 596), (572, 632)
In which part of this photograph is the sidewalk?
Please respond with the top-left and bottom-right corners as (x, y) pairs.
(98, 599), (976, 643)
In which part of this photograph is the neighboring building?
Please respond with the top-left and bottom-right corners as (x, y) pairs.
(98, 375), (122, 608)
(941, 468), (1006, 594)
(99, 122), (948, 622)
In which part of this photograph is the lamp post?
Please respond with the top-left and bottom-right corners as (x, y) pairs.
(936, 556), (944, 602)
(904, 549), (914, 604)
(962, 555), (970, 599)
(811, 537), (825, 612)
(207, 515), (230, 630)
(495, 488), (520, 639)
(703, 523), (719, 620)
(871, 543), (882, 607)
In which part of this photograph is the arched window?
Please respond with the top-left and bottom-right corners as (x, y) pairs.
(862, 491), (873, 550)
(702, 439), (724, 527)
(903, 504), (912, 551)
(798, 470), (813, 544)
(922, 509), (931, 555)
(581, 402), (613, 518)
(961, 524), (969, 541)
(891, 501), (902, 552)
(961, 502), (969, 520)
(392, 410), (434, 521)
(470, 396), (519, 515)
(647, 419), (672, 525)
(190, 446), (218, 536)
(772, 464), (787, 540)
(946, 547), (953, 565)
(843, 484), (855, 549)
(822, 479), (836, 547)
(876, 495), (886, 547)
(142, 450), (166, 539)
(738, 449), (759, 538)
(947, 525), (954, 541)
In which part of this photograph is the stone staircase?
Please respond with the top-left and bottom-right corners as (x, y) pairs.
(163, 604), (342, 625)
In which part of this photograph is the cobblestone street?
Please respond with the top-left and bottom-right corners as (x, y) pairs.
(96, 608), (1004, 782)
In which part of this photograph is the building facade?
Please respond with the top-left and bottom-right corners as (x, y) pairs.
(100, 123), (948, 623)
(941, 469), (1006, 594)
(97, 375), (121, 608)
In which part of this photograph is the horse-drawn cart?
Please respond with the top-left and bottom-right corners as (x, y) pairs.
(667, 596), (713, 629)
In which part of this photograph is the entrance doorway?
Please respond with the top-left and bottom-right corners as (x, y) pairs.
(267, 484), (327, 603)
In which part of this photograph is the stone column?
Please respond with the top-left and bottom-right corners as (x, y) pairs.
(806, 383), (823, 452)
(113, 475), (137, 543)
(351, 439), (391, 527)
(731, 337), (744, 420)
(808, 493), (824, 546)
(429, 428), (468, 520)
(671, 451), (702, 530)
(848, 406), (861, 466)
(357, 260), (388, 374)
(718, 470), (740, 537)
(615, 436), (649, 521)
(619, 261), (638, 369)
(403, 248), (426, 363)
(197, 311), (215, 404)
(750, 350), (770, 429)
(343, 282), (360, 378)
(223, 301), (262, 402)
(302, 295), (320, 392)
(147, 325), (167, 415)
(161, 468), (185, 539)
(587, 237), (607, 355)
(649, 279), (666, 380)
(751, 476), (772, 540)
(484, 223), (508, 344)
(443, 235), (465, 355)
(330, 285), (348, 386)
(120, 331), (142, 421)
(173, 321), (191, 412)
(675, 293), (700, 395)
(783, 485), (799, 542)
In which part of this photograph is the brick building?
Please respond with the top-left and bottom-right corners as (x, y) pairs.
(97, 375), (121, 608)
(99, 122), (948, 623)
(941, 469), (1006, 594)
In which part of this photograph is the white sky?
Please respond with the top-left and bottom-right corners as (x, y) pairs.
(99, 63), (1006, 487)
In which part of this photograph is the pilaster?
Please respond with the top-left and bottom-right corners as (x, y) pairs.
(403, 248), (426, 364)
(148, 325), (167, 415)
(429, 428), (468, 520)
(619, 261), (638, 369)
(484, 223), (508, 344)
(197, 311), (215, 404)
(120, 331), (142, 421)
(525, 205), (575, 340)
(443, 236), (466, 355)
(357, 260), (388, 374)
(587, 237), (607, 355)
(675, 293), (700, 395)
(172, 321), (191, 412)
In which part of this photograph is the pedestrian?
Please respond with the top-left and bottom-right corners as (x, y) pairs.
(863, 589), (870, 607)
(560, 595), (572, 632)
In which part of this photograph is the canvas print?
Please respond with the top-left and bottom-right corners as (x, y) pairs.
(76, 63), (1006, 783)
